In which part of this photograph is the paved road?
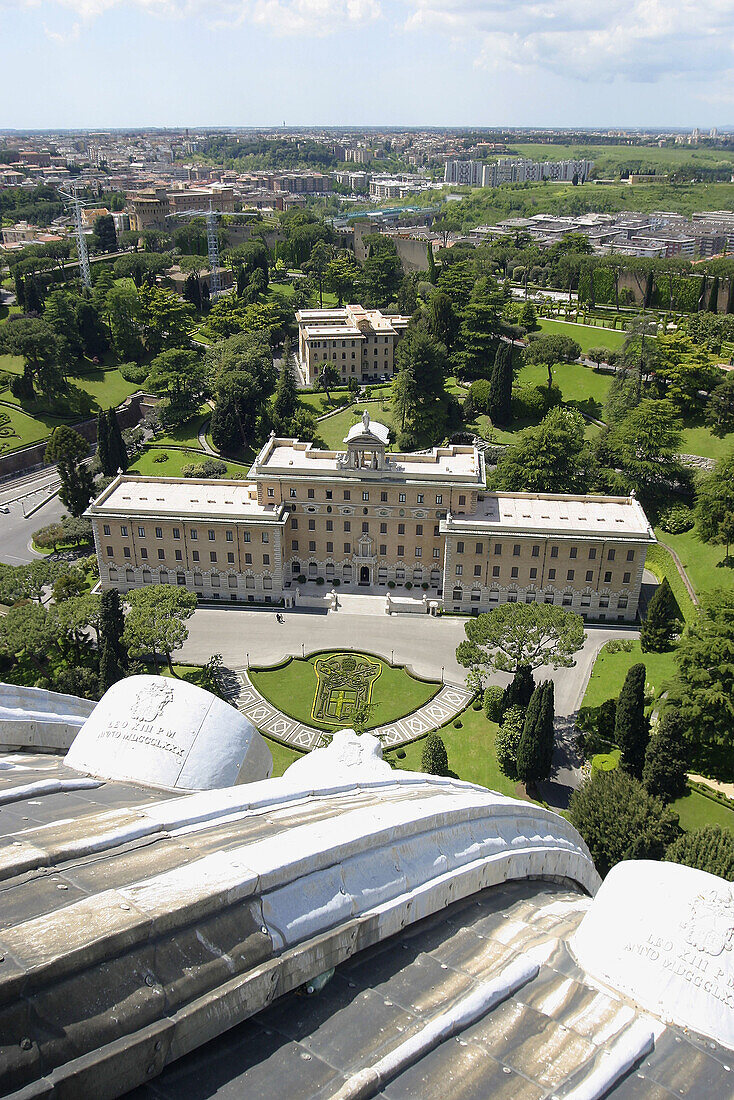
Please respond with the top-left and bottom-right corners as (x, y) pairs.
(0, 494), (67, 565)
(178, 605), (637, 719)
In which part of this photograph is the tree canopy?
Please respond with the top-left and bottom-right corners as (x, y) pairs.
(457, 603), (585, 677)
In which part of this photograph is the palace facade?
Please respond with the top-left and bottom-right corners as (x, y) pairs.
(296, 305), (411, 386)
(88, 413), (655, 621)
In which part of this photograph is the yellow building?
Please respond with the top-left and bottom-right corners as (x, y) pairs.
(88, 413), (655, 621)
(296, 306), (410, 386)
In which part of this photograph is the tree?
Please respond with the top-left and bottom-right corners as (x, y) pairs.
(523, 334), (581, 394)
(519, 300), (539, 331)
(501, 664), (535, 714)
(361, 236), (402, 308)
(667, 590), (734, 778)
(304, 240), (331, 307)
(640, 577), (680, 652)
(0, 316), (69, 401)
(696, 453), (734, 559)
(147, 349), (208, 425)
(107, 279), (143, 362)
(77, 298), (108, 358)
(666, 826), (734, 881)
(97, 409), (112, 477)
(123, 586), (197, 674)
(211, 372), (264, 453)
(45, 426), (95, 517)
(421, 732), (449, 777)
(138, 284), (194, 356)
(0, 602), (61, 675)
(325, 252), (360, 306)
(495, 704), (525, 781)
(93, 214), (117, 253)
(568, 769), (679, 878)
(318, 363), (340, 404)
(107, 409), (128, 473)
(605, 400), (684, 505)
(98, 587), (126, 694)
(457, 604), (585, 678)
(272, 342), (298, 428)
(614, 663), (649, 779)
(495, 408), (593, 494)
(426, 290), (459, 354)
(454, 277), (503, 380)
(0, 559), (61, 605)
(44, 289), (82, 358)
(706, 374), (734, 436)
(516, 680), (555, 785)
(391, 326), (452, 443)
(488, 341), (513, 426)
(642, 707), (688, 804)
(586, 347), (609, 368)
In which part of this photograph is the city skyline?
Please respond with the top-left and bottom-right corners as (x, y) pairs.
(3, 0), (733, 129)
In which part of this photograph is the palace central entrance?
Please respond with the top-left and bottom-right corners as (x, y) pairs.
(359, 565), (371, 586)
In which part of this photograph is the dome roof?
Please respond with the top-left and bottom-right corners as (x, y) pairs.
(344, 409), (390, 445)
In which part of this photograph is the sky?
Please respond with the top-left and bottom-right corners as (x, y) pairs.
(1, 0), (733, 129)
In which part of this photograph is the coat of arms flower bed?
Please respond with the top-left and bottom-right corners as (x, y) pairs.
(311, 652), (382, 726)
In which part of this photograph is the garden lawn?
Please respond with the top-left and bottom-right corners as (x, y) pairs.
(249, 653), (439, 733)
(580, 640), (678, 714)
(297, 390), (352, 415)
(152, 407), (211, 450)
(393, 706), (516, 797)
(516, 360), (611, 419)
(129, 446), (251, 478)
(0, 354), (24, 376)
(678, 422), (734, 461)
(0, 401), (61, 452)
(655, 526), (734, 600)
(672, 789), (734, 833)
(315, 401), (397, 451)
(537, 318), (627, 353)
(265, 737), (304, 777)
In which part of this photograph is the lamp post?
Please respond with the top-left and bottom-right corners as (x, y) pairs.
(441, 666), (444, 684)
(302, 642), (305, 658)
(391, 649), (394, 666)
(246, 652), (250, 669)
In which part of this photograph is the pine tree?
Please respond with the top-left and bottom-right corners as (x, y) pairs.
(501, 664), (534, 714)
(97, 409), (113, 477)
(640, 577), (680, 652)
(667, 825), (734, 881)
(488, 341), (513, 426)
(642, 707), (688, 803)
(614, 662), (650, 779)
(421, 732), (449, 777)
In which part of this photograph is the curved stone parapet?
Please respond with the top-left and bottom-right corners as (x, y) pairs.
(0, 731), (599, 1098)
(0, 681), (96, 752)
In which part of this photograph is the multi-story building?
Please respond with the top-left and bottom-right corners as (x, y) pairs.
(126, 187), (235, 231)
(89, 413), (655, 621)
(443, 160), (485, 187)
(296, 306), (411, 386)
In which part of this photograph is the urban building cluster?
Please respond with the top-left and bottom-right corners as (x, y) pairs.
(88, 411), (654, 621)
(443, 157), (594, 187)
(469, 210), (734, 259)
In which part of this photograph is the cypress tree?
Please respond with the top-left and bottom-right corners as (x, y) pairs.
(502, 664), (534, 714)
(538, 679), (556, 779)
(98, 587), (127, 692)
(98, 634), (123, 696)
(708, 275), (720, 314)
(614, 662), (650, 779)
(112, 409), (128, 471)
(421, 732), (449, 777)
(516, 683), (543, 783)
(640, 577), (680, 652)
(97, 409), (113, 476)
(273, 339), (298, 427)
(642, 707), (688, 804)
(488, 341), (513, 426)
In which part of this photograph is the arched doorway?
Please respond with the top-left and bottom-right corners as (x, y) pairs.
(359, 565), (370, 586)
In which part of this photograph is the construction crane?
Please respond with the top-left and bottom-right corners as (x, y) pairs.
(58, 182), (92, 288)
(166, 203), (227, 299)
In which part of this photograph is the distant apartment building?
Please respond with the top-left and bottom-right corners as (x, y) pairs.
(368, 174), (432, 201)
(443, 160), (486, 187)
(126, 187), (236, 231)
(89, 417), (654, 621)
(485, 158), (594, 187)
(296, 306), (411, 386)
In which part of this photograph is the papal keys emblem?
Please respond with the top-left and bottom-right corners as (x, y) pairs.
(311, 653), (382, 726)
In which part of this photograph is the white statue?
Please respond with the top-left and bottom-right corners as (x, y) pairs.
(362, 408), (370, 431)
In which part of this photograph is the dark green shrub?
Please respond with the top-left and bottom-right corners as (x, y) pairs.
(484, 684), (504, 722)
(118, 361), (150, 384)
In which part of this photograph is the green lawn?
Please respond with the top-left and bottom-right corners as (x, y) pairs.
(537, 318), (627, 353)
(151, 407), (211, 450)
(517, 360), (612, 420)
(580, 640), (678, 717)
(297, 390), (352, 415)
(655, 526), (734, 599)
(315, 400), (397, 450)
(249, 652), (439, 733)
(645, 543), (697, 623)
(0, 401), (63, 453)
(679, 423), (734, 461)
(265, 737), (305, 777)
(672, 789), (734, 833)
(129, 445), (251, 478)
(0, 353), (24, 376)
(393, 706), (517, 796)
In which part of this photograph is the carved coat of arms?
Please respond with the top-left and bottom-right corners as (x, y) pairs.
(681, 889), (734, 957)
(130, 681), (175, 724)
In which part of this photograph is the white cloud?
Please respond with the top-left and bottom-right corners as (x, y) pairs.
(402, 0), (734, 86)
(17, 0), (380, 36)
